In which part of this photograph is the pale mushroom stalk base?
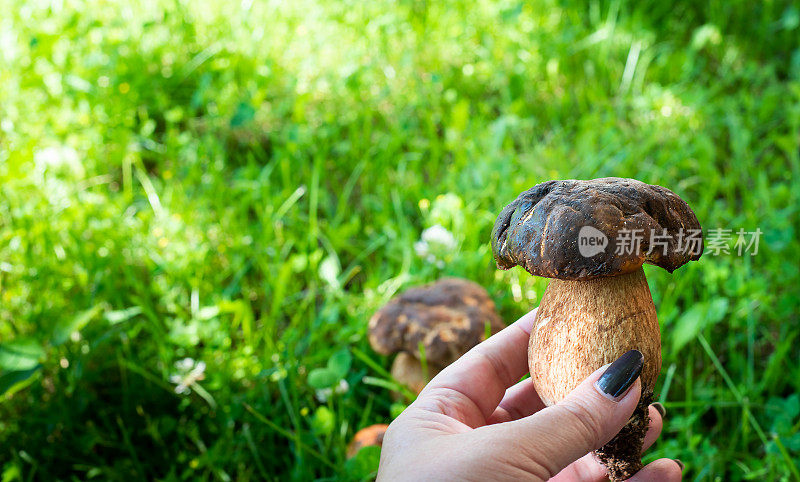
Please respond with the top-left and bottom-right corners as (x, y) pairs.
(529, 267), (661, 481)
(391, 352), (443, 398)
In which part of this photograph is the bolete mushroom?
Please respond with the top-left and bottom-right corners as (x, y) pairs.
(347, 424), (390, 458)
(368, 277), (504, 395)
(491, 178), (703, 480)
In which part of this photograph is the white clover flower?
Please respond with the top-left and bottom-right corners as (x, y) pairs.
(314, 379), (349, 403)
(414, 225), (456, 268)
(314, 388), (330, 402)
(413, 240), (429, 258)
(421, 225), (456, 250)
(176, 357), (196, 371)
(170, 358), (206, 395)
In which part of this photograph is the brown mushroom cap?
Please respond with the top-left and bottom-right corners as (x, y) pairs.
(368, 278), (504, 366)
(346, 424), (390, 458)
(491, 178), (703, 280)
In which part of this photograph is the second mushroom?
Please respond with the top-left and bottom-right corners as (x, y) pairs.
(368, 277), (504, 396)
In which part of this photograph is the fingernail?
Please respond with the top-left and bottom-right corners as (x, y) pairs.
(674, 459), (684, 471)
(594, 350), (643, 400)
(651, 402), (666, 418)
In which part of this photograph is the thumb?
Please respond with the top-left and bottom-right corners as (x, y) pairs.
(480, 350), (644, 480)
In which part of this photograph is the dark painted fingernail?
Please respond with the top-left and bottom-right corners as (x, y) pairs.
(674, 459), (684, 471)
(594, 350), (643, 400)
(651, 402), (666, 418)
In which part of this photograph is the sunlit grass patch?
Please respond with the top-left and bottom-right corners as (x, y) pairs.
(0, 0), (798, 479)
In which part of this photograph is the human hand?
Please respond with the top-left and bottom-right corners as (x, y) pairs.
(377, 308), (683, 481)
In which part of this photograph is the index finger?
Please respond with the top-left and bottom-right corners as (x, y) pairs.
(419, 307), (538, 422)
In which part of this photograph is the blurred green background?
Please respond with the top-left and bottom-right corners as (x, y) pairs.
(1, 0), (799, 480)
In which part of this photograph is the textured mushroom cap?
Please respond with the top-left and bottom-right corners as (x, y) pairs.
(368, 278), (504, 366)
(491, 178), (703, 280)
(346, 424), (390, 458)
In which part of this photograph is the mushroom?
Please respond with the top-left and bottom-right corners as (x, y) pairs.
(347, 424), (390, 458)
(368, 277), (504, 395)
(491, 178), (703, 481)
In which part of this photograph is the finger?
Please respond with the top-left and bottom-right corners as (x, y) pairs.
(628, 458), (683, 481)
(486, 377), (545, 424)
(642, 404), (664, 451)
(552, 404), (666, 481)
(549, 452), (607, 482)
(418, 308), (538, 423)
(477, 350), (644, 480)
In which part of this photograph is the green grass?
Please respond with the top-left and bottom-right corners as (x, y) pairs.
(1, 0), (799, 480)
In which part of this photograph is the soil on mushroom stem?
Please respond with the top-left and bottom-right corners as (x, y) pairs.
(595, 391), (654, 481)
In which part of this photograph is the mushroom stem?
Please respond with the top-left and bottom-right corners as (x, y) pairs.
(391, 352), (442, 398)
(529, 266), (661, 481)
